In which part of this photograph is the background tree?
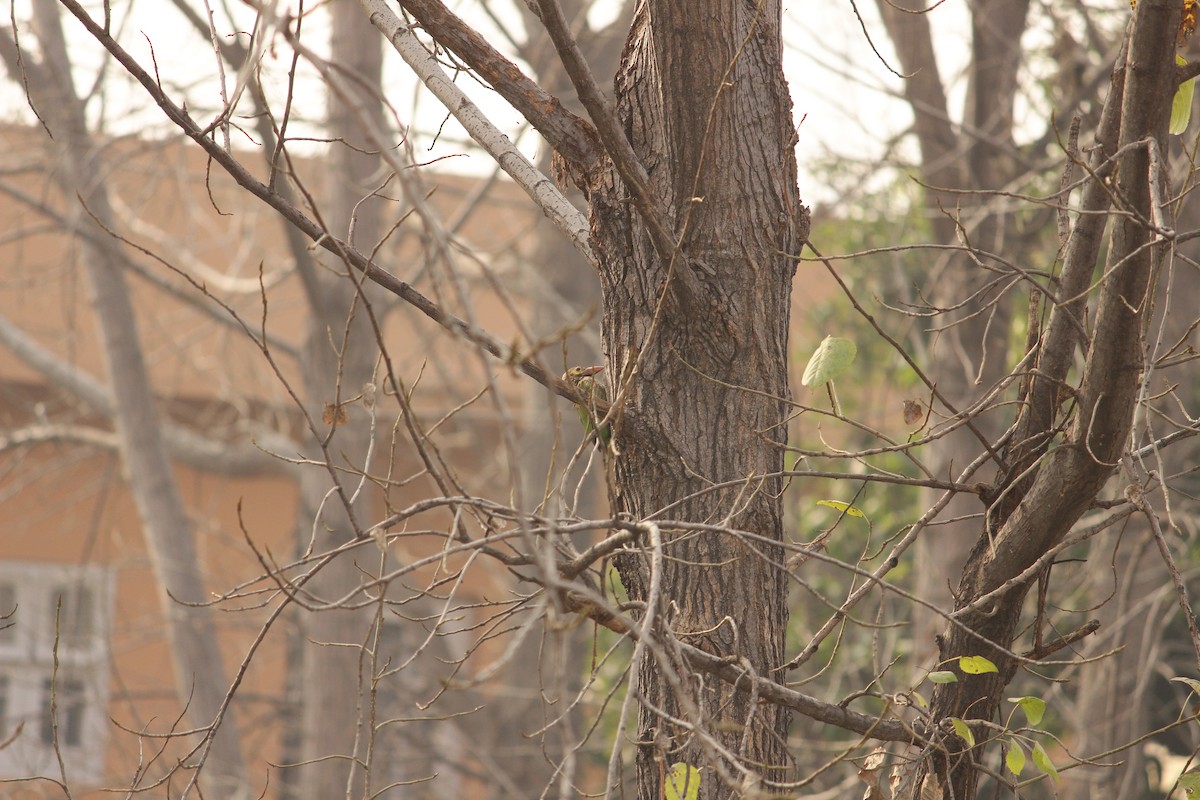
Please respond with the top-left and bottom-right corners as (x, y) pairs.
(0, 1), (1197, 799)
(0, 3), (253, 794)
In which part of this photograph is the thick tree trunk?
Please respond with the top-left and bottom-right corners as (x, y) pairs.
(592, 2), (805, 795)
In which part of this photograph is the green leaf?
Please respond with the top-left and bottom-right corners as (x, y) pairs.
(1171, 676), (1200, 697)
(1172, 54), (1195, 135)
(911, 689), (928, 708)
(959, 655), (999, 675)
(949, 717), (975, 747)
(665, 763), (702, 800)
(1179, 771), (1200, 797)
(1031, 741), (1059, 783)
(1005, 739), (1026, 776)
(1008, 696), (1046, 727)
(816, 500), (867, 519)
(928, 671), (959, 684)
(801, 336), (857, 387)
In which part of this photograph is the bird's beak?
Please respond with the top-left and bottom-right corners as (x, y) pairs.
(581, 365), (604, 376)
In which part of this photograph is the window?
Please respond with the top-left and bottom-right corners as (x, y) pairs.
(0, 583), (15, 647)
(0, 673), (8, 733)
(40, 677), (86, 748)
(0, 564), (112, 784)
(48, 583), (98, 654)
(0, 581), (18, 656)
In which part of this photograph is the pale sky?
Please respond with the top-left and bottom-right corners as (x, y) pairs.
(1, 0), (979, 207)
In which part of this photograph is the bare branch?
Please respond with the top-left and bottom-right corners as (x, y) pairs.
(397, 0), (602, 172)
(54, 0), (593, 407)
(357, 0), (594, 261)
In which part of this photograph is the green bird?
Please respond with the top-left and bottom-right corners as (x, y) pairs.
(563, 365), (611, 447)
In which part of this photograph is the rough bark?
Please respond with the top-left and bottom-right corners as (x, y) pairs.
(587, 1), (805, 795)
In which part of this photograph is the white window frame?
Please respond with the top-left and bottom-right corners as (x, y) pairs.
(0, 563), (113, 785)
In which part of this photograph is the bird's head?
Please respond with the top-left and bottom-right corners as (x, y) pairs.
(563, 365), (604, 384)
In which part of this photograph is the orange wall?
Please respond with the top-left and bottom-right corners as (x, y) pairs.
(0, 441), (296, 796)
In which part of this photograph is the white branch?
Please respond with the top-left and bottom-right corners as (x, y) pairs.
(356, 0), (595, 264)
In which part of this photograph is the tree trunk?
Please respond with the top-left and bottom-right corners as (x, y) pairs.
(296, 6), (387, 798)
(914, 4), (1179, 796)
(592, 2), (806, 795)
(20, 1), (249, 794)
(876, 0), (1030, 663)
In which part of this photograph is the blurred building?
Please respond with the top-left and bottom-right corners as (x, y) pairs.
(0, 123), (838, 796)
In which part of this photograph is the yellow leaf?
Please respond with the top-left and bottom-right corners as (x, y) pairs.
(949, 717), (975, 747)
(1007, 696), (1046, 726)
(958, 655), (998, 675)
(1172, 55), (1195, 135)
(665, 763), (701, 800)
(816, 500), (866, 519)
(1005, 739), (1026, 776)
(1031, 741), (1059, 782)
